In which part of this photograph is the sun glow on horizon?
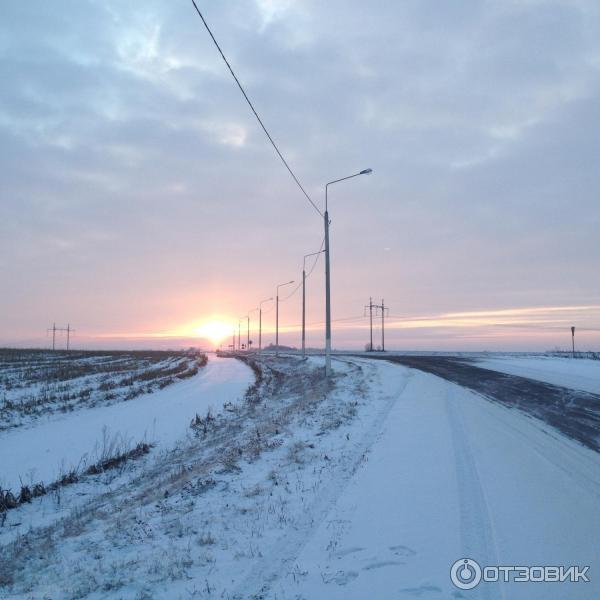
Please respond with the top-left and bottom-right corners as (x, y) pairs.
(193, 320), (234, 346)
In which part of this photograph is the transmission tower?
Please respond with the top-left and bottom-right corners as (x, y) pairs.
(364, 299), (389, 351)
(47, 323), (74, 350)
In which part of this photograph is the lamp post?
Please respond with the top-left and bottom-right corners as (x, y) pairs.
(302, 250), (324, 358)
(259, 297), (273, 354)
(324, 168), (372, 375)
(247, 308), (258, 352)
(276, 280), (294, 356)
(381, 298), (385, 352)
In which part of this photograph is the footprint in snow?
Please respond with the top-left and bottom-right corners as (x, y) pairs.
(323, 570), (359, 586)
(363, 560), (405, 570)
(399, 584), (442, 596)
(334, 546), (365, 559)
(389, 544), (416, 557)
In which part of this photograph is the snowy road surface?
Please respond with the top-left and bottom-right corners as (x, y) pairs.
(284, 359), (600, 599)
(368, 354), (600, 452)
(0, 355), (253, 491)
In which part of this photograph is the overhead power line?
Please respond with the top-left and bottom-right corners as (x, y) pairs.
(305, 238), (325, 279)
(289, 314), (367, 329)
(190, 1), (322, 218)
(280, 238), (325, 302)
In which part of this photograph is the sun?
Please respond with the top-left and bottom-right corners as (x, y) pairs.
(194, 320), (233, 346)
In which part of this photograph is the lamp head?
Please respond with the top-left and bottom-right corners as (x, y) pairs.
(360, 168), (373, 175)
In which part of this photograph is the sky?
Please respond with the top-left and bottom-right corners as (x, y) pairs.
(1, 0), (600, 351)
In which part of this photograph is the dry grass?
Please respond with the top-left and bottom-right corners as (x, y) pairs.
(0, 349), (208, 430)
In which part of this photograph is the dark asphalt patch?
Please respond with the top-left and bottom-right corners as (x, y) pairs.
(364, 355), (600, 453)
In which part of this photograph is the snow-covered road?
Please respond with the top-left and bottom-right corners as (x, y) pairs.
(282, 359), (600, 599)
(0, 355), (253, 491)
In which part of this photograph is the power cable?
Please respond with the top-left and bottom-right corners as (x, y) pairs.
(280, 238), (325, 302)
(190, 1), (322, 217)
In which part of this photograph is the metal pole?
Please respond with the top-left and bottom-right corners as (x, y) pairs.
(323, 169), (372, 374)
(571, 326), (575, 357)
(67, 324), (70, 351)
(274, 282), (293, 357)
(381, 300), (385, 352)
(301, 251), (322, 360)
(276, 294), (279, 356)
(324, 208), (332, 375)
(369, 298), (373, 351)
(258, 298), (272, 355)
(247, 316), (250, 352)
(259, 308), (262, 353)
(302, 268), (306, 358)
(53, 323), (56, 351)
(238, 321), (241, 351)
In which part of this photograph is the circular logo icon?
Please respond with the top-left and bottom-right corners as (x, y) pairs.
(450, 558), (482, 590)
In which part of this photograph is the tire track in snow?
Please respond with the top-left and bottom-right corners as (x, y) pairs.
(231, 358), (413, 599)
(372, 354), (600, 453)
(445, 383), (503, 600)
(468, 394), (600, 500)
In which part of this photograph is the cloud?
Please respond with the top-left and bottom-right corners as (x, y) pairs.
(1, 0), (600, 349)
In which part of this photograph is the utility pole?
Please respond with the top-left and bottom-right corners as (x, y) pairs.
(571, 326), (576, 357)
(369, 298), (373, 352)
(302, 266), (306, 356)
(373, 300), (388, 351)
(258, 297), (272, 354)
(370, 298), (373, 351)
(302, 250), (324, 358)
(324, 207), (332, 369)
(47, 323), (73, 351)
(381, 300), (385, 352)
(238, 320), (241, 351)
(364, 299), (388, 351)
(232, 330), (236, 352)
(246, 308), (258, 353)
(276, 280), (294, 357)
(324, 168), (372, 375)
(364, 298), (374, 351)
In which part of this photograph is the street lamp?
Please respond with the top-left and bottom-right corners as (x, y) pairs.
(302, 249), (324, 358)
(247, 308), (258, 351)
(238, 318), (243, 351)
(324, 168), (373, 375)
(276, 280), (294, 356)
(258, 297), (273, 354)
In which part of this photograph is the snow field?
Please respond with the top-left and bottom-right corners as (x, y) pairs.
(1, 355), (599, 599)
